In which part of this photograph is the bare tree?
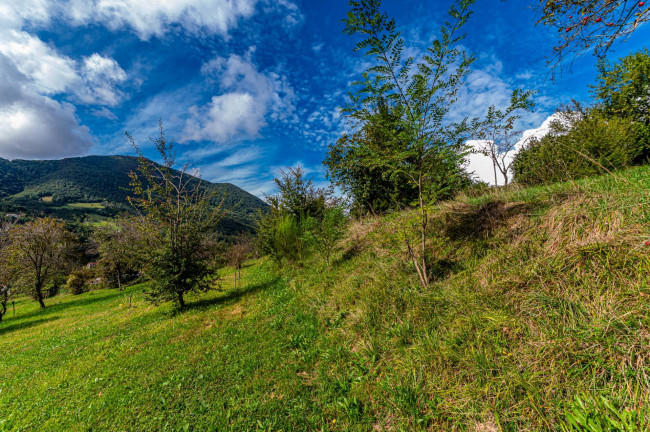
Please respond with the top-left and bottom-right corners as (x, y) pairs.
(7, 218), (77, 309)
(475, 89), (535, 186)
(225, 234), (254, 279)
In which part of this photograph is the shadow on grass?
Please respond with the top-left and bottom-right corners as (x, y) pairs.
(0, 316), (61, 337)
(442, 201), (534, 241)
(187, 277), (281, 312)
(13, 290), (129, 322)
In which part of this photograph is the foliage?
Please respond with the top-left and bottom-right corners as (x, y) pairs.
(127, 123), (223, 309)
(513, 106), (646, 185)
(0, 222), (15, 322)
(266, 167), (331, 220)
(92, 216), (143, 290)
(302, 205), (348, 267)
(342, 0), (478, 287)
(561, 395), (645, 431)
(592, 49), (650, 131)
(536, 0), (650, 66)
(6, 218), (77, 309)
(257, 167), (332, 265)
(0, 155), (267, 234)
(225, 233), (255, 277)
(66, 268), (93, 295)
(325, 102), (418, 215)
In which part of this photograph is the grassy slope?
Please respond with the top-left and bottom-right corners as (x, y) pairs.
(2, 166), (650, 431)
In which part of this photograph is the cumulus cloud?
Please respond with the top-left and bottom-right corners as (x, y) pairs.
(0, 30), (78, 95)
(0, 27), (124, 159)
(183, 53), (295, 143)
(75, 54), (128, 106)
(0, 54), (93, 159)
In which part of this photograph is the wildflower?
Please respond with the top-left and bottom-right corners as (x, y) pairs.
(645, 241), (650, 247)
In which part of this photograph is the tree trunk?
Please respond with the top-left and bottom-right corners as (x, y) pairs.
(417, 172), (429, 287)
(117, 269), (122, 290)
(35, 283), (46, 309)
(37, 293), (46, 309)
(177, 292), (186, 309)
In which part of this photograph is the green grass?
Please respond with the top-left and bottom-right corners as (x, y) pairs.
(63, 202), (106, 210)
(0, 261), (335, 431)
(2, 166), (650, 431)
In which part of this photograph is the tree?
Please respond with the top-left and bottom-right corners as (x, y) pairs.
(127, 122), (223, 309)
(512, 105), (645, 185)
(92, 216), (144, 290)
(536, 0), (650, 67)
(7, 218), (77, 309)
(267, 167), (331, 220)
(225, 233), (254, 279)
(342, 0), (477, 287)
(257, 167), (332, 265)
(0, 222), (16, 322)
(592, 49), (650, 126)
(325, 101), (419, 215)
(302, 205), (347, 268)
(474, 89), (536, 186)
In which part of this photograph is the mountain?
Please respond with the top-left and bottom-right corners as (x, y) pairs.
(0, 155), (267, 234)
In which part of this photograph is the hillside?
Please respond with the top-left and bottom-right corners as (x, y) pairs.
(1, 166), (649, 430)
(0, 155), (267, 233)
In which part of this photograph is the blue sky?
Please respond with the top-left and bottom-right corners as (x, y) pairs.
(1, 0), (649, 196)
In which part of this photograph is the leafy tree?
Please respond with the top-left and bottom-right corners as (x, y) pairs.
(474, 89), (536, 186)
(0, 222), (16, 322)
(536, 0), (650, 66)
(66, 268), (93, 295)
(592, 49), (650, 127)
(342, 0), (478, 287)
(127, 123), (223, 309)
(93, 216), (143, 290)
(258, 167), (332, 265)
(302, 205), (347, 268)
(267, 167), (331, 220)
(325, 102), (418, 215)
(7, 218), (77, 308)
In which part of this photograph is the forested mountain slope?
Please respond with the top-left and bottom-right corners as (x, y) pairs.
(0, 155), (267, 233)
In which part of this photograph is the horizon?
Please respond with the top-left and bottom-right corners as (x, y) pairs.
(1, 0), (649, 197)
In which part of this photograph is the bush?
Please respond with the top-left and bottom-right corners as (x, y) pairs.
(513, 110), (648, 185)
(66, 270), (91, 295)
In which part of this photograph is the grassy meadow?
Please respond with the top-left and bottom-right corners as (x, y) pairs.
(2, 166), (650, 430)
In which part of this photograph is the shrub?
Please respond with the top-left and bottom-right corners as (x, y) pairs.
(66, 270), (91, 295)
(513, 109), (647, 185)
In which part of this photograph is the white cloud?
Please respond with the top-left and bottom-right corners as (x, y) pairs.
(0, 54), (93, 159)
(0, 30), (78, 95)
(184, 53), (295, 143)
(66, 0), (259, 40)
(465, 113), (563, 185)
(75, 53), (128, 106)
(90, 107), (118, 121)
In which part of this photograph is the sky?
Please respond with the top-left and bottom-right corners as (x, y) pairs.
(1, 0), (649, 196)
